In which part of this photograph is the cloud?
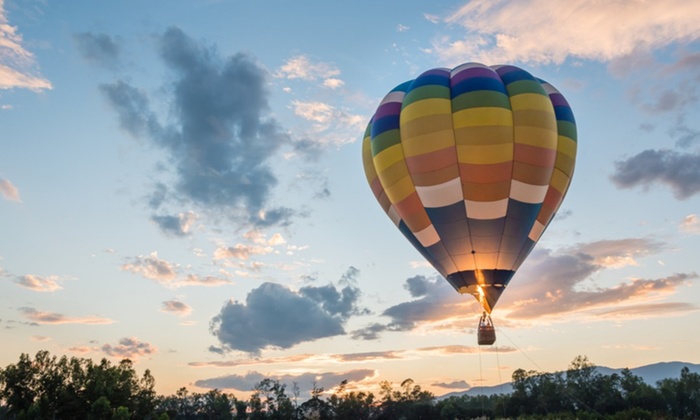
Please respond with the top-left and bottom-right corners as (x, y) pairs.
(500, 240), (698, 319)
(122, 252), (230, 287)
(0, 179), (21, 202)
(122, 252), (177, 282)
(610, 149), (700, 199)
(194, 369), (376, 395)
(436, 0), (700, 65)
(73, 32), (121, 69)
(19, 307), (114, 325)
(0, 2), (52, 90)
(161, 300), (192, 316)
(352, 275), (471, 340)
(214, 243), (275, 260)
(432, 380), (470, 390)
(14, 274), (66, 292)
(151, 211), (197, 237)
(680, 214), (700, 234)
(396, 24), (410, 32)
(210, 271), (365, 353)
(101, 27), (295, 227)
(290, 100), (364, 147)
(276, 55), (341, 82)
(190, 345), (513, 369)
(102, 337), (157, 359)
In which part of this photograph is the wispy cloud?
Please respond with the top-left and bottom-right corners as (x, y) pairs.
(190, 345), (513, 368)
(194, 369), (376, 396)
(161, 300), (192, 316)
(680, 214), (700, 234)
(0, 0), (51, 91)
(436, 0), (700, 66)
(102, 337), (157, 359)
(19, 307), (114, 325)
(73, 32), (121, 69)
(0, 178), (21, 202)
(276, 55), (341, 83)
(14, 274), (69, 292)
(121, 252), (230, 288)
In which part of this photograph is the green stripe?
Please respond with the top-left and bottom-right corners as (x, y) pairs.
(402, 85), (450, 107)
(371, 129), (401, 156)
(504, 80), (547, 96)
(452, 90), (511, 111)
(557, 121), (577, 142)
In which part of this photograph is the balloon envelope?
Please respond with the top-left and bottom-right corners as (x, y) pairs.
(362, 63), (577, 313)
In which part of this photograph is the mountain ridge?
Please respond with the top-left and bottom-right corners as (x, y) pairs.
(438, 361), (700, 399)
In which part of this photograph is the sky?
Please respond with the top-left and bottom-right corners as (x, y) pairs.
(1, 0), (700, 399)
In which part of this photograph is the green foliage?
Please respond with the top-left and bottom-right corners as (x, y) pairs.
(1, 351), (698, 419)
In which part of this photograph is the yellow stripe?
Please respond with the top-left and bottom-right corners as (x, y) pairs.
(457, 143), (513, 164)
(402, 129), (455, 156)
(509, 93), (554, 112)
(378, 159), (409, 187)
(372, 144), (405, 173)
(557, 136), (577, 158)
(549, 168), (570, 193)
(384, 174), (416, 203)
(514, 126), (558, 148)
(400, 98), (452, 124)
(453, 107), (512, 129)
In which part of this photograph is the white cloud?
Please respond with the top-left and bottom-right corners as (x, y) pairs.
(290, 100), (364, 146)
(680, 214), (700, 234)
(15, 274), (66, 292)
(0, 1), (52, 90)
(276, 55), (340, 81)
(121, 252), (177, 282)
(0, 179), (21, 202)
(436, 0), (700, 66)
(396, 24), (410, 32)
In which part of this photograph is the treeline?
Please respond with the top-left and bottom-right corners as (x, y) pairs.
(1, 351), (699, 419)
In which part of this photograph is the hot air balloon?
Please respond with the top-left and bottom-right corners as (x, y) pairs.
(362, 63), (577, 345)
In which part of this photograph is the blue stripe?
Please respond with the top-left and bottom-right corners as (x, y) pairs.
(554, 106), (576, 124)
(451, 77), (507, 98)
(370, 114), (400, 138)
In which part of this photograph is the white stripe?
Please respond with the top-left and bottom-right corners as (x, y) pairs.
(414, 224), (440, 247)
(528, 220), (546, 241)
(415, 177), (462, 208)
(453, 255), (476, 272)
(387, 205), (401, 226)
(379, 91), (405, 106)
(510, 180), (548, 204)
(465, 198), (508, 220)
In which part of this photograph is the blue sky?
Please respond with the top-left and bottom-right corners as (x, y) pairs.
(1, 0), (699, 397)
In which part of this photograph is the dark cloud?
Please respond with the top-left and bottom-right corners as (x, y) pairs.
(102, 337), (157, 359)
(161, 300), (192, 316)
(500, 239), (698, 319)
(611, 149), (700, 199)
(100, 27), (296, 227)
(73, 32), (121, 69)
(151, 211), (196, 237)
(351, 275), (468, 340)
(210, 276), (365, 353)
(194, 369), (375, 396)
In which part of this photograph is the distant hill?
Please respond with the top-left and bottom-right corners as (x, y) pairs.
(438, 361), (700, 399)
